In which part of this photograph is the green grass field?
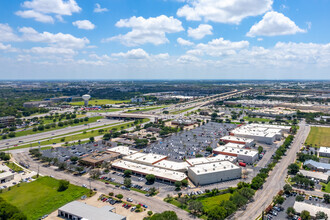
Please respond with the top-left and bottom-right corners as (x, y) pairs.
(243, 116), (271, 122)
(71, 99), (130, 106)
(196, 193), (231, 213)
(0, 176), (90, 220)
(305, 127), (330, 147)
(5, 162), (23, 172)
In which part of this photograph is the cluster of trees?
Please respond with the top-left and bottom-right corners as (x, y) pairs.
(297, 111), (330, 124)
(144, 211), (178, 220)
(291, 174), (315, 189)
(0, 152), (10, 161)
(0, 197), (27, 219)
(58, 180), (70, 191)
(297, 152), (319, 163)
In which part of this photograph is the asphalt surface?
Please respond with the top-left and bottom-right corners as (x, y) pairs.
(12, 152), (199, 220)
(233, 121), (310, 220)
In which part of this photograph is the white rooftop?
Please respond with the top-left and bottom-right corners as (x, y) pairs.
(135, 153), (167, 165)
(214, 146), (258, 157)
(186, 155), (237, 166)
(153, 160), (190, 171)
(293, 201), (330, 217)
(319, 147), (330, 154)
(223, 143), (246, 149)
(107, 146), (138, 156)
(188, 161), (241, 175)
(123, 152), (147, 161)
(0, 171), (14, 179)
(220, 136), (255, 143)
(58, 201), (125, 220)
(112, 160), (187, 182)
(299, 170), (329, 182)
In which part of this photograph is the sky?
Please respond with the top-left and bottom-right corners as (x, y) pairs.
(0, 0), (329, 80)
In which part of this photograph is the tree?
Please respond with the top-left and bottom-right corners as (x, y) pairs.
(207, 206), (227, 220)
(274, 195), (285, 205)
(296, 195), (305, 202)
(89, 169), (101, 179)
(116, 194), (123, 200)
(149, 187), (157, 196)
(181, 179), (188, 187)
(146, 174), (155, 184)
(324, 194), (330, 204)
(316, 211), (328, 220)
(251, 176), (264, 190)
(150, 211), (178, 220)
(284, 184), (292, 194)
(258, 146), (263, 154)
(286, 207), (296, 217)
(89, 136), (95, 142)
(301, 210), (311, 220)
(58, 180), (69, 192)
(147, 211), (153, 216)
(239, 187), (255, 200)
(230, 191), (248, 208)
(288, 163), (300, 175)
(124, 178), (131, 188)
(124, 170), (132, 178)
(175, 181), (182, 190)
(206, 146), (213, 153)
(188, 200), (203, 215)
(211, 113), (218, 121)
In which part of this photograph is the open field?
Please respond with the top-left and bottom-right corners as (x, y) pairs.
(196, 193), (231, 213)
(321, 182), (330, 193)
(71, 99), (130, 106)
(0, 176), (90, 220)
(305, 126), (330, 147)
(243, 116), (271, 123)
(5, 162), (23, 172)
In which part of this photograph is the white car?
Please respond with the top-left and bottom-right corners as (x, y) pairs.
(82, 184), (87, 188)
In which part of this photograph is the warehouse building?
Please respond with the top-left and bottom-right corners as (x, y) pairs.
(123, 152), (167, 165)
(213, 146), (258, 164)
(188, 161), (241, 186)
(247, 108), (296, 117)
(153, 160), (190, 172)
(230, 124), (290, 144)
(299, 170), (329, 183)
(0, 172), (14, 184)
(107, 146), (138, 156)
(0, 116), (15, 127)
(304, 160), (330, 172)
(112, 160), (187, 183)
(319, 147), (330, 157)
(293, 201), (330, 217)
(223, 142), (246, 149)
(219, 136), (255, 147)
(58, 201), (126, 220)
(186, 155), (237, 166)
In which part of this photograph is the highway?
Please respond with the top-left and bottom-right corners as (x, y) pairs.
(233, 121), (310, 220)
(0, 119), (120, 149)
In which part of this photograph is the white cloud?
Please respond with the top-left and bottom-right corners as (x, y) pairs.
(0, 43), (17, 52)
(0, 24), (20, 42)
(15, 10), (54, 23)
(72, 20), (95, 30)
(306, 21), (312, 30)
(153, 53), (170, 59)
(104, 15), (184, 46)
(16, 0), (81, 23)
(177, 54), (200, 63)
(19, 27), (89, 49)
(177, 0), (273, 24)
(177, 37), (194, 46)
(94, 3), (108, 13)
(188, 24), (213, 40)
(112, 48), (149, 59)
(25, 47), (75, 55)
(247, 11), (306, 37)
(188, 37), (249, 57)
(77, 59), (105, 65)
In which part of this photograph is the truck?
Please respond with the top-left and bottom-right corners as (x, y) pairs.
(239, 162), (246, 167)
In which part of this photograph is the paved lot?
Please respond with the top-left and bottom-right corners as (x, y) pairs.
(144, 122), (236, 161)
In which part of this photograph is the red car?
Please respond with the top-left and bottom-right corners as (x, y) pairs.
(122, 203), (126, 207)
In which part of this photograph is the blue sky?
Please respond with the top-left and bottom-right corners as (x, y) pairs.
(0, 0), (329, 79)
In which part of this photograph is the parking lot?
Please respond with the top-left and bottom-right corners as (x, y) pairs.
(144, 122), (236, 161)
(0, 163), (37, 189)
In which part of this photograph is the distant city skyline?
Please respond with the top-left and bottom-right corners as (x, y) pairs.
(0, 0), (329, 79)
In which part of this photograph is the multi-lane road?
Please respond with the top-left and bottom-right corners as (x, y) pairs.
(233, 121), (310, 220)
